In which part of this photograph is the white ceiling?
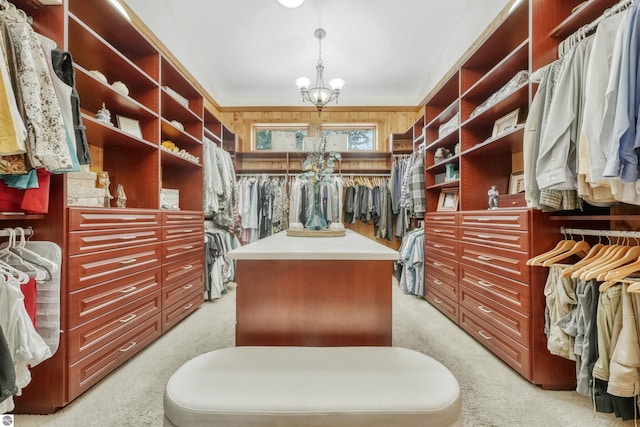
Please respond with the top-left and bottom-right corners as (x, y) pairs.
(122, 0), (513, 108)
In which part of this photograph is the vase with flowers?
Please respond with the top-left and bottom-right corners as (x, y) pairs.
(300, 138), (341, 230)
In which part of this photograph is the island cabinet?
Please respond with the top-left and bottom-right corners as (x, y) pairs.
(228, 230), (399, 347)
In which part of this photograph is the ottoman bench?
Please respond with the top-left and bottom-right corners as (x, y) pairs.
(164, 346), (462, 427)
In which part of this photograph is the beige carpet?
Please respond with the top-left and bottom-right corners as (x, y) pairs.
(14, 281), (630, 426)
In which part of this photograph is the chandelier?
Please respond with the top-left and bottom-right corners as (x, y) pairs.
(295, 28), (345, 112)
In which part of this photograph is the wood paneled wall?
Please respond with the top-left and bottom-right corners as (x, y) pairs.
(215, 107), (423, 152)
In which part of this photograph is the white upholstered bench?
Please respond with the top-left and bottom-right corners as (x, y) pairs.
(164, 346), (462, 427)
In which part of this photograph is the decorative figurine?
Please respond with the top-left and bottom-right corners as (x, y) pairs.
(96, 103), (112, 126)
(116, 184), (127, 208)
(488, 185), (499, 209)
(97, 171), (114, 207)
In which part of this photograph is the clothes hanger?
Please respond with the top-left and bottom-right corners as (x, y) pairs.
(582, 245), (640, 281)
(541, 239), (590, 267)
(574, 243), (625, 279)
(560, 242), (605, 277)
(527, 231), (578, 266)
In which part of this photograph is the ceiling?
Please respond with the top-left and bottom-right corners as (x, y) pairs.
(122, 0), (514, 108)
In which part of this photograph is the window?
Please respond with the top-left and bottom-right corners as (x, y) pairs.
(321, 125), (376, 151)
(254, 126), (309, 151)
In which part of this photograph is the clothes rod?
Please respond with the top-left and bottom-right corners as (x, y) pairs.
(0, 226), (33, 238)
(560, 227), (640, 239)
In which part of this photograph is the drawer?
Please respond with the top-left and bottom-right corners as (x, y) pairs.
(68, 243), (161, 291)
(425, 270), (458, 302)
(424, 235), (458, 259)
(426, 212), (458, 227)
(68, 227), (161, 256)
(425, 252), (458, 283)
(460, 264), (530, 313)
(460, 242), (529, 283)
(460, 227), (529, 252)
(459, 284), (530, 347)
(69, 208), (161, 231)
(162, 224), (203, 242)
(162, 210), (204, 226)
(424, 288), (458, 324)
(460, 210), (528, 230)
(68, 315), (161, 400)
(162, 290), (202, 332)
(460, 308), (531, 378)
(69, 267), (162, 326)
(162, 270), (203, 308)
(162, 235), (203, 263)
(68, 290), (161, 364)
(162, 254), (205, 286)
(425, 224), (458, 241)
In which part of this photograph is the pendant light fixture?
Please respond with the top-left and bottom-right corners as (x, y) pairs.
(278, 0), (304, 8)
(295, 28), (345, 112)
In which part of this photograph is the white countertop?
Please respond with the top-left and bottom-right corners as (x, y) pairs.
(228, 229), (400, 260)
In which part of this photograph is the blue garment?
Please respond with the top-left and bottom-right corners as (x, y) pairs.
(604, 4), (640, 182)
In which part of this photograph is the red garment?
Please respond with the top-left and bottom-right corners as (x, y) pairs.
(21, 276), (37, 327)
(0, 168), (51, 214)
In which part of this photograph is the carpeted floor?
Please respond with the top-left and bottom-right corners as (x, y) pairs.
(14, 281), (632, 426)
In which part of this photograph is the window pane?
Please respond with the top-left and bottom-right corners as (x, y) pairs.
(322, 129), (374, 151)
(255, 129), (308, 151)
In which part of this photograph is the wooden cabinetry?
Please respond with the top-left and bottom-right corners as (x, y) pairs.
(11, 0), (225, 413)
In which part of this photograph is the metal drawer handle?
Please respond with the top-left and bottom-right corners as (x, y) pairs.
(478, 305), (493, 314)
(183, 229), (194, 233)
(434, 279), (444, 286)
(182, 264), (193, 270)
(182, 245), (194, 250)
(477, 218), (491, 222)
(433, 244), (444, 248)
(432, 217), (447, 221)
(120, 235), (137, 240)
(477, 234), (491, 239)
(478, 331), (492, 340)
(119, 341), (137, 352)
(433, 229), (443, 233)
(433, 262), (444, 267)
(183, 216), (195, 220)
(119, 313), (137, 323)
(183, 303), (193, 310)
(478, 256), (493, 261)
(119, 286), (137, 294)
(478, 280), (492, 288)
(433, 297), (443, 304)
(122, 217), (138, 221)
(120, 258), (137, 265)
(183, 284), (193, 290)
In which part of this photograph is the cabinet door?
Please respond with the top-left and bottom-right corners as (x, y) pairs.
(68, 243), (162, 291)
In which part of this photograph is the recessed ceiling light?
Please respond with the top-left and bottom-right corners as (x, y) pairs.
(278, 0), (304, 8)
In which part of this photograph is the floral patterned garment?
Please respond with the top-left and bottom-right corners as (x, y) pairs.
(4, 14), (72, 172)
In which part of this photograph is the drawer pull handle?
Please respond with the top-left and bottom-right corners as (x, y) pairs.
(433, 244), (444, 248)
(478, 256), (493, 261)
(433, 262), (444, 267)
(478, 280), (492, 288)
(478, 305), (493, 314)
(119, 286), (137, 294)
(478, 331), (492, 340)
(433, 297), (443, 304)
(182, 264), (193, 270)
(183, 303), (193, 310)
(183, 284), (193, 290)
(433, 229), (443, 233)
(477, 218), (491, 222)
(119, 341), (137, 352)
(120, 235), (137, 240)
(434, 279), (444, 286)
(183, 216), (195, 220)
(183, 229), (194, 233)
(120, 258), (137, 265)
(477, 234), (491, 239)
(182, 245), (194, 250)
(122, 217), (138, 221)
(119, 313), (137, 323)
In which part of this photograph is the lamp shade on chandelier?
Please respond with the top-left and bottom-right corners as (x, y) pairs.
(295, 28), (345, 112)
(277, 0), (304, 8)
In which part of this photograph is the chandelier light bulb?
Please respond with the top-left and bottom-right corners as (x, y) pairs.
(295, 77), (311, 90)
(278, 0), (304, 8)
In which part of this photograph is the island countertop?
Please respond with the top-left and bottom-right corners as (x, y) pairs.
(228, 229), (399, 261)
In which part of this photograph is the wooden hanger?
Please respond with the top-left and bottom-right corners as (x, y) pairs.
(571, 244), (622, 279)
(541, 240), (590, 267)
(602, 254), (640, 284)
(527, 239), (577, 266)
(581, 246), (640, 281)
(560, 243), (604, 277)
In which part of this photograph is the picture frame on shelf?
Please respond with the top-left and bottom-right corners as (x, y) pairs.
(437, 188), (459, 212)
(492, 108), (520, 138)
(508, 172), (525, 194)
(116, 115), (142, 139)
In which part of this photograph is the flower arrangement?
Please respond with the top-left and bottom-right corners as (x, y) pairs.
(299, 137), (342, 185)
